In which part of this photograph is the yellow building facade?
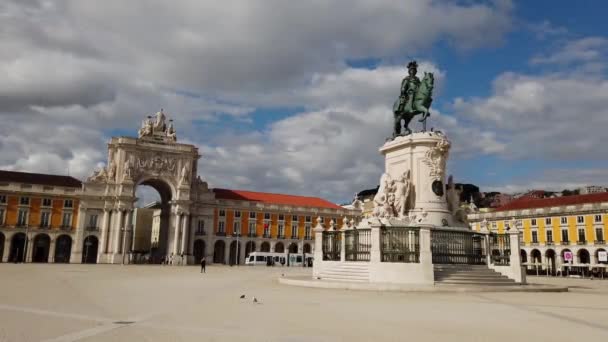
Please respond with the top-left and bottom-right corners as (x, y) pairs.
(468, 192), (608, 273)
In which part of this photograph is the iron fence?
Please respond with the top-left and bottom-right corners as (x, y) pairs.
(431, 229), (486, 264)
(322, 230), (341, 261)
(489, 233), (510, 266)
(345, 229), (371, 261)
(381, 227), (420, 263)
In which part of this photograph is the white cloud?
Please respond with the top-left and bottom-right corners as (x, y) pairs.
(530, 37), (608, 66)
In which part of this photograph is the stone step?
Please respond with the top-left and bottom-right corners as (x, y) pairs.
(435, 271), (502, 276)
(435, 273), (510, 279)
(435, 275), (511, 282)
(318, 276), (368, 283)
(437, 279), (516, 285)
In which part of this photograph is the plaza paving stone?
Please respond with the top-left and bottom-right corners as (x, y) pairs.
(0, 264), (607, 341)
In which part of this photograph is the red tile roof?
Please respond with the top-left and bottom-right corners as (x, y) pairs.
(495, 192), (608, 212)
(213, 188), (342, 210)
(0, 170), (82, 188)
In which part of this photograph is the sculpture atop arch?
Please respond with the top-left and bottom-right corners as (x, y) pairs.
(139, 109), (178, 142)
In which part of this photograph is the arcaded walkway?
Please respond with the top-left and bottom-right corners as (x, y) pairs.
(0, 264), (607, 341)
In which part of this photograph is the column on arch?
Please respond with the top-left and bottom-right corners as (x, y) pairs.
(180, 213), (189, 255)
(98, 209), (111, 254)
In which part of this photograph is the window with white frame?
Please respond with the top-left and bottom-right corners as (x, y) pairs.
(17, 209), (28, 226)
(218, 221), (225, 233)
(234, 210), (241, 218)
(249, 211), (256, 219)
(264, 212), (270, 220)
(305, 224), (311, 239)
(561, 228), (569, 243)
(531, 218), (537, 226)
(545, 217), (552, 225)
(594, 214), (602, 223)
(305, 216), (311, 223)
(546, 230), (553, 243)
(40, 211), (51, 228)
(292, 215), (298, 222)
(577, 216), (584, 224)
(578, 228), (586, 242)
(64, 199), (73, 208)
(561, 217), (567, 225)
(291, 222), (298, 238)
(88, 214), (98, 228)
(197, 219), (205, 233)
(263, 221), (270, 236)
(20, 197), (30, 206)
(248, 221), (256, 235)
(531, 230), (538, 243)
(0, 194), (6, 204)
(62, 212), (72, 227)
(278, 214), (284, 221)
(42, 198), (52, 207)
(596, 227), (604, 242)
(278, 223), (284, 237)
(234, 221), (241, 235)
(219, 209), (226, 217)
(491, 221), (497, 229)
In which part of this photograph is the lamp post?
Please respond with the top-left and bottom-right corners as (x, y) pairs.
(23, 224), (30, 263)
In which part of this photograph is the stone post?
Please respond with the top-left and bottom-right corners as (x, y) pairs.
(312, 217), (324, 278)
(340, 229), (346, 262)
(419, 227), (432, 270)
(509, 229), (525, 284)
(370, 221), (381, 263)
(99, 209), (110, 254)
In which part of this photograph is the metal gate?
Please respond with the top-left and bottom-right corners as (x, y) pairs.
(322, 230), (341, 261)
(345, 229), (371, 261)
(431, 229), (486, 264)
(489, 233), (510, 266)
(381, 227), (420, 263)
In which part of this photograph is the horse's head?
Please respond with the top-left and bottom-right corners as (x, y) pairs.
(423, 72), (434, 87)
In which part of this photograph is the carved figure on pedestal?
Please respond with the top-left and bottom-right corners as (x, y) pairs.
(423, 138), (450, 181)
(153, 109), (167, 133)
(393, 170), (412, 218)
(123, 157), (134, 181)
(107, 160), (116, 182)
(139, 117), (153, 138)
(87, 167), (107, 183)
(167, 121), (176, 142)
(179, 164), (190, 185)
(372, 173), (391, 218)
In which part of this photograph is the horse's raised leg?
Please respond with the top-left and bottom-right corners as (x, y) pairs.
(402, 113), (413, 135)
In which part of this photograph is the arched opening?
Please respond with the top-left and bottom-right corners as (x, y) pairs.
(32, 234), (51, 263)
(133, 179), (173, 264)
(303, 243), (311, 254)
(54, 235), (72, 263)
(520, 249), (527, 263)
(245, 241), (256, 258)
(229, 241), (241, 265)
(596, 249), (607, 264)
(193, 240), (206, 263)
(545, 249), (556, 275)
(260, 241), (270, 252)
(0, 232), (4, 263)
(578, 249), (590, 264)
(82, 236), (99, 264)
(530, 249), (541, 264)
(274, 242), (284, 253)
(213, 240), (226, 264)
(288, 243), (298, 253)
(9, 233), (26, 262)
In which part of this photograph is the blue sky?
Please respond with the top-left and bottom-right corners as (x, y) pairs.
(2, 1), (608, 203)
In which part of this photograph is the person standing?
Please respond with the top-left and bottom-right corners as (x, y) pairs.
(200, 257), (206, 273)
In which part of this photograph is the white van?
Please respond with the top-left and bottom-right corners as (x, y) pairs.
(245, 252), (287, 266)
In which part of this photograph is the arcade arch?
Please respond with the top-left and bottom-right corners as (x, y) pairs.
(0, 232), (4, 262)
(32, 234), (51, 263)
(54, 235), (72, 263)
(9, 233), (26, 262)
(132, 181), (173, 264)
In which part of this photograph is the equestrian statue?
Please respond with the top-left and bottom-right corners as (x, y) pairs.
(392, 61), (434, 137)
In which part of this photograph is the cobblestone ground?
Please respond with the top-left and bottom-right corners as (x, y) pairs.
(0, 264), (607, 342)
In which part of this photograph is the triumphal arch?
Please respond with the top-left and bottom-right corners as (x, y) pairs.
(76, 110), (214, 264)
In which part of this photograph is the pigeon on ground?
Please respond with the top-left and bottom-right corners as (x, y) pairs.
(240, 294), (245, 299)
(252, 297), (259, 303)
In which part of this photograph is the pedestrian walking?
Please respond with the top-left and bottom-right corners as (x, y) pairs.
(200, 257), (206, 273)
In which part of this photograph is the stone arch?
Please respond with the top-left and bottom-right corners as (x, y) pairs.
(9, 233), (26, 262)
(0, 232), (4, 263)
(32, 233), (51, 263)
(54, 235), (72, 263)
(260, 241), (270, 252)
(245, 241), (256, 257)
(545, 249), (556, 274)
(274, 242), (284, 253)
(578, 249), (591, 264)
(530, 249), (542, 264)
(193, 239), (206, 263)
(303, 243), (312, 254)
(229, 241), (241, 265)
(520, 249), (527, 263)
(82, 235), (99, 264)
(288, 243), (298, 253)
(213, 240), (226, 264)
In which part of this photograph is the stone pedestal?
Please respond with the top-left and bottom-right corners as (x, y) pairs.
(379, 131), (459, 227)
